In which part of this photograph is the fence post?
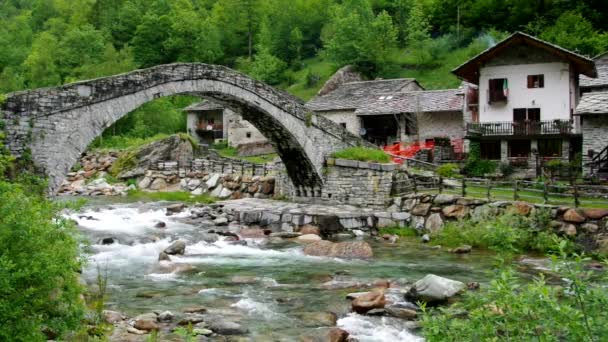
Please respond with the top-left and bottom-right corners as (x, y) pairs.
(513, 180), (519, 201)
(438, 176), (443, 194)
(461, 178), (466, 197)
(571, 177), (580, 208)
(543, 180), (549, 204)
(486, 179), (491, 201)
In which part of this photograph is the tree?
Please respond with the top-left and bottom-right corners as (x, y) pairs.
(540, 11), (608, 57)
(131, 13), (173, 67)
(23, 32), (61, 88)
(287, 27), (304, 66)
(57, 25), (105, 79)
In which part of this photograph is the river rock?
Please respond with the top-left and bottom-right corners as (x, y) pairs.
(133, 313), (158, 331)
(164, 240), (186, 255)
(207, 320), (249, 335)
(154, 221), (166, 228)
(296, 312), (338, 327)
(213, 217), (229, 226)
(434, 194), (457, 205)
(157, 311), (174, 323)
(239, 227), (267, 238)
(385, 304), (418, 319)
(406, 274), (465, 303)
(103, 310), (125, 324)
(219, 187), (233, 199)
(297, 234), (323, 243)
(327, 328), (349, 342)
(158, 251), (171, 261)
(450, 245), (472, 254)
(559, 223), (577, 236)
(442, 205), (467, 219)
(421, 234), (431, 243)
(563, 209), (586, 223)
(299, 224), (321, 235)
(269, 232), (301, 238)
(425, 213), (444, 233)
(206, 174), (221, 189)
(412, 203), (431, 216)
(581, 223), (599, 233)
(149, 178), (167, 191)
(303, 240), (373, 259)
(100, 237), (118, 245)
(512, 201), (534, 216)
(583, 208), (608, 220)
(166, 203), (185, 214)
(351, 290), (386, 314)
(183, 306), (208, 314)
(178, 314), (205, 326)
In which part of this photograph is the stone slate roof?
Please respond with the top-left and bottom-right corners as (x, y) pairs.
(185, 101), (224, 112)
(306, 78), (420, 111)
(575, 91), (608, 115)
(355, 89), (463, 116)
(580, 52), (608, 89)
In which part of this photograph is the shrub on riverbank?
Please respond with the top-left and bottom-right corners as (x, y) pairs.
(126, 190), (216, 204)
(430, 209), (572, 255)
(331, 147), (391, 163)
(0, 181), (84, 341)
(422, 248), (608, 341)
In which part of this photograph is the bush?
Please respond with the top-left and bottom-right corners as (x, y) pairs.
(431, 210), (570, 255)
(498, 162), (514, 177)
(422, 247), (608, 341)
(462, 159), (497, 177)
(436, 163), (460, 178)
(0, 181), (84, 341)
(330, 147), (391, 163)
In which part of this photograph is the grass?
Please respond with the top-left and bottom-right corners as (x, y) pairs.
(282, 56), (338, 101)
(126, 190), (216, 204)
(89, 133), (172, 151)
(331, 147), (391, 163)
(378, 226), (418, 237)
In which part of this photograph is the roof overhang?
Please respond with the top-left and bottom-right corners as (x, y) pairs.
(452, 32), (597, 85)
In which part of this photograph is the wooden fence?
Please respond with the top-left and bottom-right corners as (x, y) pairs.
(392, 175), (608, 208)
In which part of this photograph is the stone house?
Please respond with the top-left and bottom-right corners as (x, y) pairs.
(185, 101), (272, 155)
(453, 32), (597, 170)
(577, 52), (608, 178)
(306, 73), (464, 146)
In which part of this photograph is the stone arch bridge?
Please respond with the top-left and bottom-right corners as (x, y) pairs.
(1, 63), (368, 193)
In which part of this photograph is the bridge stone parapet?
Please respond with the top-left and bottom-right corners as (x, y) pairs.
(1, 63), (370, 192)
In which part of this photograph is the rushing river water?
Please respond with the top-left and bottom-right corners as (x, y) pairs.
(66, 199), (499, 341)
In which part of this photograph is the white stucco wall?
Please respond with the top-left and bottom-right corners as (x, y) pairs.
(417, 111), (464, 141)
(479, 62), (571, 122)
(318, 110), (361, 136)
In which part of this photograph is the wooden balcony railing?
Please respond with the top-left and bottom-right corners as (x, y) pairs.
(466, 120), (573, 137)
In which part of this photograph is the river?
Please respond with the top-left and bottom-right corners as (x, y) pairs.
(66, 198), (499, 341)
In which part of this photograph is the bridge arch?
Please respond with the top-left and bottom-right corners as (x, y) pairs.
(1, 64), (366, 192)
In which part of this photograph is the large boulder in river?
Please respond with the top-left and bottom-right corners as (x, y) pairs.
(164, 240), (186, 255)
(303, 241), (373, 259)
(116, 135), (194, 179)
(351, 290), (386, 314)
(406, 274), (465, 303)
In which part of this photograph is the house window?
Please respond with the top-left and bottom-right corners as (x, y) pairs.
(538, 139), (562, 157)
(488, 78), (508, 104)
(527, 74), (544, 88)
(339, 123), (347, 128)
(513, 108), (540, 122)
(508, 140), (531, 158)
(480, 140), (501, 160)
(246, 132), (252, 138)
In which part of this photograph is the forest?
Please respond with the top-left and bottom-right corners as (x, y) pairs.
(3, 0), (607, 146)
(1, 0), (607, 98)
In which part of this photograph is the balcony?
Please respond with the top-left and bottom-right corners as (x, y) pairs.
(466, 120), (573, 137)
(195, 124), (224, 139)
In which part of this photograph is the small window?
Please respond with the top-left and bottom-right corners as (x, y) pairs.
(538, 139), (562, 157)
(527, 74), (544, 88)
(488, 78), (508, 103)
(339, 122), (347, 128)
(246, 132), (252, 138)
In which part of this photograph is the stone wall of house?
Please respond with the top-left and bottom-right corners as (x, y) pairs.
(318, 110), (361, 136)
(224, 110), (269, 148)
(417, 111), (465, 141)
(582, 115), (608, 175)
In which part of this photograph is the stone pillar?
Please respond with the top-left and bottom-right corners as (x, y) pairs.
(561, 139), (570, 161)
(500, 140), (508, 162)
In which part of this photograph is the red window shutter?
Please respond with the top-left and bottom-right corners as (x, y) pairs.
(527, 75), (533, 88)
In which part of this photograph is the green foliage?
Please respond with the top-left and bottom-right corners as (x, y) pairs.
(498, 162), (515, 177)
(109, 149), (137, 177)
(378, 226), (418, 237)
(0, 181), (84, 341)
(430, 210), (571, 255)
(126, 190), (216, 204)
(462, 159), (497, 177)
(422, 247), (608, 341)
(331, 147), (391, 163)
(436, 163), (460, 178)
(540, 11), (608, 56)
